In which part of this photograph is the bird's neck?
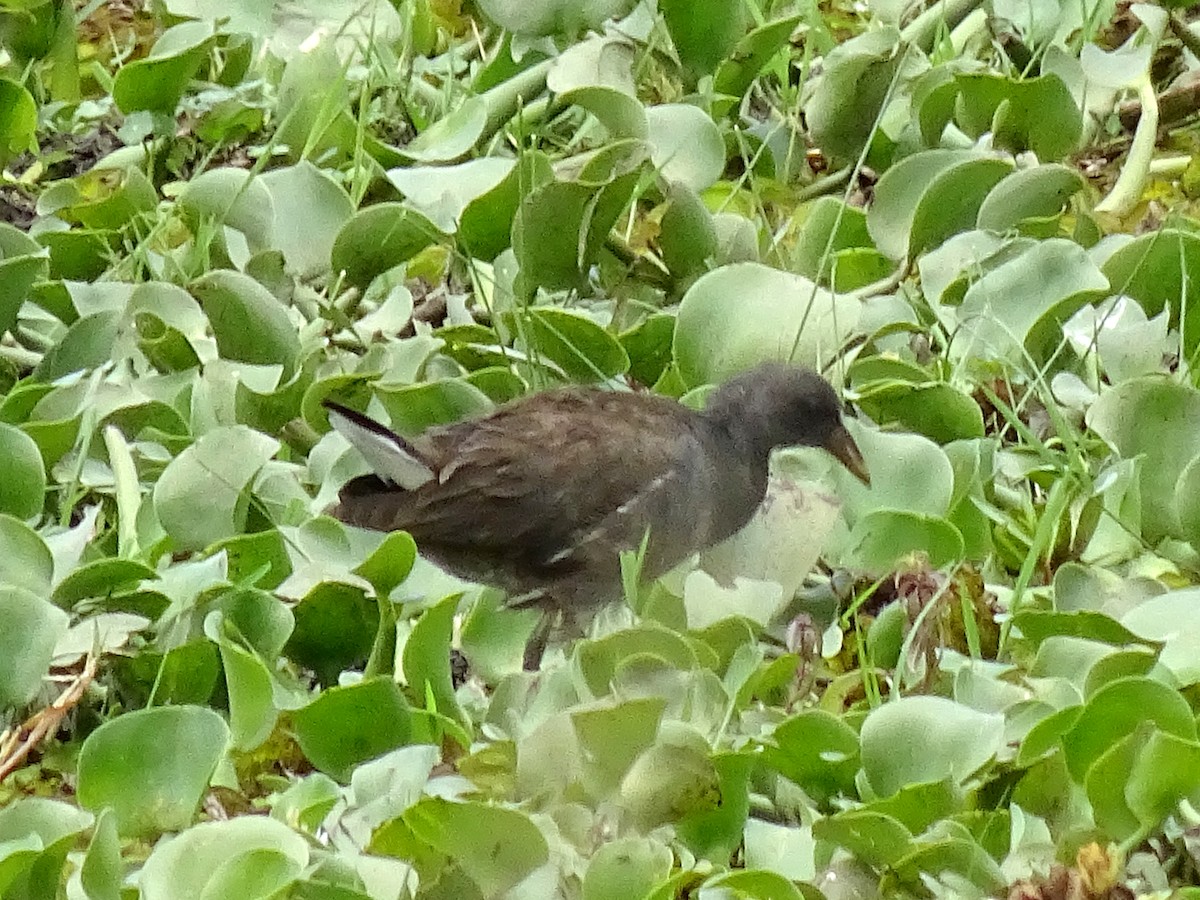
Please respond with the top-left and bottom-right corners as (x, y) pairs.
(704, 421), (773, 543)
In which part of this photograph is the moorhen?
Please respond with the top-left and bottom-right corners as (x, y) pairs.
(324, 363), (870, 669)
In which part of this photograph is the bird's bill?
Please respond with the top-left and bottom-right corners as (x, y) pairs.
(825, 425), (871, 486)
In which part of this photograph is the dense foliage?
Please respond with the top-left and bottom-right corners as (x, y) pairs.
(4, 0), (1200, 897)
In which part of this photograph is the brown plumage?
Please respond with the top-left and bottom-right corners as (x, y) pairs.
(325, 363), (869, 669)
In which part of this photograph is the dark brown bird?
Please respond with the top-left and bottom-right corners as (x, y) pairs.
(324, 363), (870, 669)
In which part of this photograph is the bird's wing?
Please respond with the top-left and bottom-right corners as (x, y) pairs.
(343, 390), (703, 567)
(324, 401), (436, 490)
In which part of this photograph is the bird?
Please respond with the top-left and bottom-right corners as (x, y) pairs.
(323, 363), (870, 670)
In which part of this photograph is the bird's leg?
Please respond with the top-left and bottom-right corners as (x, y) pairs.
(522, 611), (553, 671)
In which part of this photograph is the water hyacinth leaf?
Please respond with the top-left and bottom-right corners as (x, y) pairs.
(138, 817), (309, 900)
(908, 157), (1014, 260)
(213, 622), (279, 751)
(1086, 377), (1200, 543)
(571, 697), (667, 797)
(511, 180), (593, 292)
(761, 709), (860, 804)
(34, 310), (121, 382)
(474, 0), (634, 37)
(794, 198), (875, 283)
(0, 78), (36, 166)
(714, 15), (803, 99)
(1101, 228), (1200, 349)
(330, 203), (443, 288)
(860, 696), (1004, 797)
(80, 808), (121, 900)
(0, 515), (52, 596)
(1085, 731), (1142, 840)
(645, 104), (725, 191)
(76, 705), (229, 837)
(285, 582), (378, 685)
(675, 750), (754, 862)
(0, 424), (46, 519)
(583, 836), (673, 900)
(838, 423), (955, 520)
(51, 558), (157, 610)
(620, 313), (675, 387)
(260, 161), (355, 278)
(1061, 676), (1196, 782)
(1125, 730), (1200, 831)
(846, 510), (965, 570)
(674, 262), (859, 388)
(660, 0), (743, 79)
(890, 832), (1007, 896)
(402, 593), (465, 726)
(153, 425), (280, 552)
(401, 96), (488, 163)
(558, 85), (647, 139)
(0, 223), (48, 338)
(404, 797), (549, 896)
(515, 307), (630, 382)
(954, 72), (1082, 160)
(805, 27), (905, 164)
(190, 270), (301, 376)
(388, 157), (516, 233)
(176, 167), (274, 253)
(869, 150), (1009, 262)
(659, 181), (717, 281)
(292, 678), (416, 781)
(112, 21), (216, 114)
(459, 151), (554, 261)
(954, 238), (1108, 363)
(0, 587), (68, 707)
(813, 809), (915, 869)
(549, 31), (637, 94)
(352, 530), (418, 598)
(376, 378), (494, 435)
(1121, 587), (1200, 687)
(976, 163), (1086, 233)
(619, 726), (721, 831)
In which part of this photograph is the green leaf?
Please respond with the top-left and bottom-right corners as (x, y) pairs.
(402, 593), (465, 726)
(76, 706), (229, 837)
(761, 710), (860, 805)
(674, 262), (859, 388)
(138, 817), (309, 899)
(112, 21), (216, 114)
(190, 270), (302, 377)
(292, 678), (417, 781)
(404, 797), (549, 896)
(153, 425), (280, 552)
(0, 587), (67, 708)
(1061, 676), (1196, 782)
(330, 202), (442, 289)
(860, 696), (1004, 797)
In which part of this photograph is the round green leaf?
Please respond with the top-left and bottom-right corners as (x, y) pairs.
(860, 696), (1004, 797)
(1086, 377), (1200, 543)
(645, 104), (725, 191)
(292, 678), (416, 781)
(77, 706), (229, 837)
(0, 514), (52, 596)
(190, 270), (302, 377)
(0, 587), (68, 707)
(139, 817), (309, 900)
(331, 202), (442, 288)
(674, 262), (859, 388)
(404, 797), (549, 897)
(516, 307), (629, 382)
(1061, 676), (1197, 782)
(152, 425), (280, 552)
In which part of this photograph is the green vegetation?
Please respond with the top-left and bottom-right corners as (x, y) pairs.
(3, 0), (1200, 896)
